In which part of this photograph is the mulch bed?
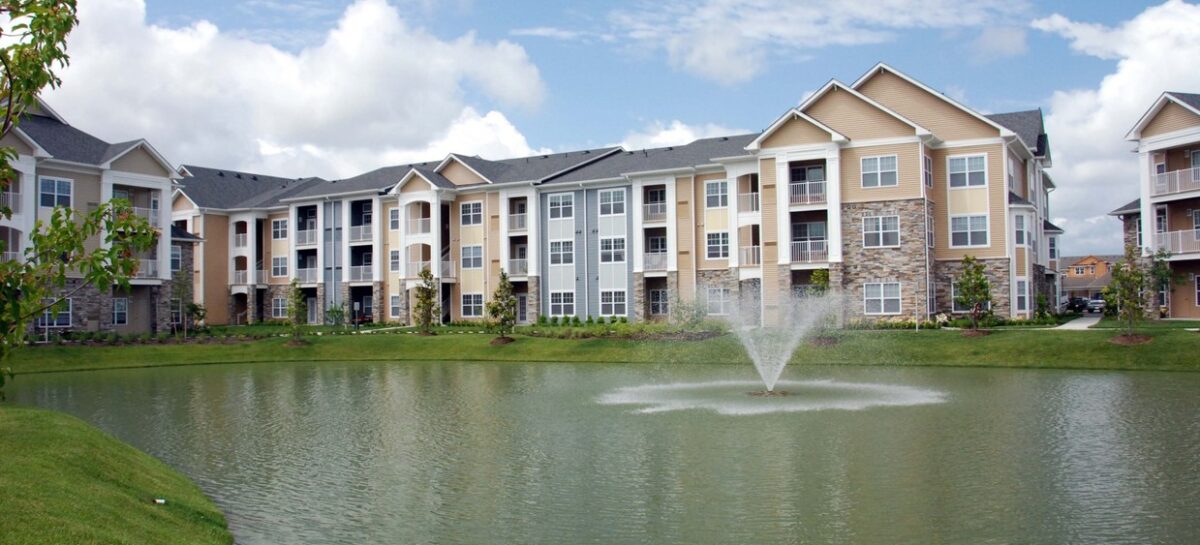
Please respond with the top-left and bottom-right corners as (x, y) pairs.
(490, 336), (515, 346)
(809, 336), (839, 347)
(1110, 334), (1152, 346)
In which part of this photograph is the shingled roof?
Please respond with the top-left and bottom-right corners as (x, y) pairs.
(543, 134), (759, 185)
(178, 165), (325, 210)
(1109, 198), (1141, 216)
(986, 109), (1050, 158)
(17, 114), (144, 165)
(1166, 92), (1200, 111)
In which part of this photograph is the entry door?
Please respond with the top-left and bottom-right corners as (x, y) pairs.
(514, 245), (527, 260)
(516, 294), (528, 323)
(307, 297), (318, 324)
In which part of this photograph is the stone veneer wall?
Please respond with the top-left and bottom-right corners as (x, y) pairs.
(1122, 214), (1140, 251)
(264, 284), (291, 322)
(838, 199), (931, 323)
(371, 281), (384, 323)
(933, 257), (1011, 317)
(1032, 264), (1053, 312)
(527, 276), (540, 322)
(632, 272), (646, 322)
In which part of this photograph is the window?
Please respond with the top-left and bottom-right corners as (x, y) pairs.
(600, 237), (626, 263)
(1015, 215), (1026, 246)
(950, 215), (988, 247)
(390, 295), (401, 318)
(1049, 236), (1058, 259)
(705, 180), (728, 208)
(647, 236), (667, 254)
(170, 299), (182, 325)
(460, 202), (482, 226)
(1155, 207), (1167, 233)
(462, 245), (483, 269)
(923, 155), (933, 188)
(646, 187), (666, 204)
(462, 293), (483, 317)
(1016, 280), (1028, 312)
(863, 216), (900, 248)
(1136, 218), (1143, 246)
(36, 298), (71, 327)
(600, 290), (626, 316)
(599, 189), (625, 216)
(949, 155), (986, 188)
(650, 289), (669, 316)
(272, 256), (288, 277)
(389, 208), (400, 230)
(951, 282), (992, 313)
(39, 177), (72, 208)
(706, 288), (731, 315)
(272, 219), (288, 239)
(390, 250), (401, 272)
(550, 291), (574, 316)
(272, 297), (287, 318)
(1008, 157), (1017, 191)
(171, 244), (182, 272)
(112, 297), (128, 326)
(706, 232), (729, 259)
(1196, 276), (1200, 307)
(861, 156), (898, 188)
(926, 215), (934, 248)
(550, 240), (573, 265)
(549, 194), (573, 219)
(864, 282), (901, 315)
(1074, 266), (1086, 275)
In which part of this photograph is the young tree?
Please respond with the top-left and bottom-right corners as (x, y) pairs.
(486, 270), (517, 340)
(1109, 244), (1148, 338)
(171, 269), (193, 338)
(413, 266), (438, 335)
(954, 256), (992, 330)
(1148, 248), (1178, 317)
(809, 269), (830, 296)
(286, 279), (306, 340)
(1, 1), (157, 399)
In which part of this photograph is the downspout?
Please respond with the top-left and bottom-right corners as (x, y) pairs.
(580, 183), (589, 318)
(920, 139), (932, 322)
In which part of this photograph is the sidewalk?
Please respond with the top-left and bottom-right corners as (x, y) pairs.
(1055, 315), (1102, 330)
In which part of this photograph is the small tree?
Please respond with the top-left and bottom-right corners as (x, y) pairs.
(486, 270), (517, 340)
(809, 269), (830, 296)
(286, 279), (306, 340)
(325, 304), (345, 327)
(171, 268), (197, 338)
(1108, 244), (1148, 338)
(1148, 248), (1178, 316)
(413, 266), (438, 335)
(954, 256), (992, 330)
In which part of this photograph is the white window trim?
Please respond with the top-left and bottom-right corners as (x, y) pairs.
(861, 155), (899, 188)
(649, 289), (669, 316)
(390, 295), (401, 318)
(950, 282), (993, 314)
(272, 219), (288, 240)
(1016, 278), (1029, 312)
(548, 193), (574, 220)
(389, 208), (400, 231)
(705, 287), (731, 316)
(549, 290), (575, 316)
(705, 231), (730, 259)
(949, 213), (990, 249)
(459, 201), (483, 226)
(1195, 276), (1200, 307)
(923, 155), (933, 188)
(600, 236), (626, 264)
(862, 215), (901, 249)
(461, 293), (484, 317)
(1015, 214), (1027, 247)
(598, 188), (626, 216)
(863, 282), (902, 316)
(271, 256), (288, 277)
(599, 289), (627, 317)
(947, 153), (988, 190)
(170, 244), (182, 272)
(272, 297), (287, 319)
(705, 180), (729, 209)
(461, 245), (483, 269)
(38, 176), (73, 208)
(390, 250), (401, 272)
(112, 297), (128, 326)
(549, 239), (573, 266)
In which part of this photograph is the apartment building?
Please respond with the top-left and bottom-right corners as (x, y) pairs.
(176, 64), (1061, 326)
(0, 99), (190, 334)
(1110, 91), (1200, 318)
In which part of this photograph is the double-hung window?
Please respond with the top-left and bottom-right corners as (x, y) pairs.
(923, 155), (933, 188)
(461, 245), (483, 269)
(550, 240), (573, 265)
(390, 250), (401, 272)
(39, 177), (72, 208)
(599, 189), (625, 215)
(272, 219), (288, 239)
(950, 215), (989, 247)
(36, 298), (71, 327)
(1015, 215), (1026, 246)
(863, 216), (900, 248)
(1016, 280), (1029, 312)
(706, 232), (729, 259)
(949, 155), (987, 188)
(600, 290), (626, 316)
(462, 294), (484, 317)
(271, 256), (288, 277)
(864, 282), (901, 315)
(600, 237), (626, 263)
(171, 244), (182, 272)
(705, 181), (728, 208)
(170, 299), (182, 325)
(460, 202), (482, 226)
(550, 291), (574, 316)
(926, 216), (934, 248)
(861, 156), (898, 188)
(1049, 236), (1058, 259)
(649, 289), (669, 316)
(706, 287), (731, 315)
(549, 194), (573, 219)
(112, 297), (128, 326)
(647, 236), (667, 254)
(390, 295), (401, 318)
(389, 208), (400, 230)
(951, 282), (991, 313)
(272, 297), (287, 318)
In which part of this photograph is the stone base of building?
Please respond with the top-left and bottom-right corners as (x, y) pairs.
(29, 278), (178, 337)
(932, 258), (1012, 318)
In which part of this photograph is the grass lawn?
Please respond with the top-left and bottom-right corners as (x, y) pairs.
(1091, 316), (1200, 329)
(8, 327), (1200, 375)
(0, 406), (232, 545)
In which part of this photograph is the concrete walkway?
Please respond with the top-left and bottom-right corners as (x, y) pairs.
(1055, 314), (1102, 330)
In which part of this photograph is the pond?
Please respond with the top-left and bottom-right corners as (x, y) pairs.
(12, 361), (1200, 544)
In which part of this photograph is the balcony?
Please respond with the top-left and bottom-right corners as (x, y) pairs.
(132, 207), (159, 227)
(296, 229), (317, 246)
(644, 252), (667, 271)
(738, 193), (760, 213)
(644, 202), (667, 222)
(349, 224), (372, 243)
(407, 261), (431, 276)
(740, 246), (761, 266)
(791, 240), (828, 263)
(441, 260), (456, 278)
(348, 265), (372, 281)
(1, 191), (20, 214)
(1, 251), (20, 263)
(1151, 167), (1200, 197)
(256, 269), (266, 284)
(233, 270), (267, 284)
(789, 181), (826, 206)
(408, 218), (431, 234)
(296, 268), (318, 283)
(234, 233), (248, 248)
(136, 259), (158, 279)
(1153, 230), (1200, 256)
(233, 270), (248, 284)
(509, 214), (527, 231)
(508, 258), (528, 276)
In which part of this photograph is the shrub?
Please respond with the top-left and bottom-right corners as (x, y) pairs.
(619, 316), (628, 324)
(571, 316), (582, 327)
(537, 314), (548, 326)
(585, 316), (594, 325)
(549, 316), (559, 326)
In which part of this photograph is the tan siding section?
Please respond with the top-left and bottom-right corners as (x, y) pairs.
(1168, 197), (1200, 230)
(675, 176), (695, 300)
(1016, 247), (1027, 275)
(759, 158), (779, 323)
(857, 70), (1000, 141)
(930, 143), (1007, 260)
(173, 193), (195, 212)
(761, 115), (833, 148)
(39, 168), (101, 255)
(110, 147), (172, 178)
(1010, 151), (1027, 199)
(201, 214), (229, 324)
(1142, 102), (1200, 138)
(486, 191), (501, 291)
(805, 88), (914, 140)
(695, 172), (729, 270)
(268, 212), (289, 285)
(400, 178), (431, 193)
(440, 160), (488, 186)
(0, 132), (33, 155)
(840, 142), (923, 203)
(1168, 262), (1200, 318)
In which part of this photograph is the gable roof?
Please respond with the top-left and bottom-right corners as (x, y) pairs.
(986, 109), (1050, 158)
(1008, 191), (1034, 207)
(851, 63), (1017, 141)
(543, 134), (758, 185)
(177, 165), (325, 210)
(1061, 254), (1123, 267)
(1043, 219), (1064, 233)
(746, 105), (847, 151)
(170, 224), (203, 243)
(16, 113), (178, 176)
(1109, 198), (1141, 216)
(1126, 91), (1200, 140)
(799, 79), (931, 137)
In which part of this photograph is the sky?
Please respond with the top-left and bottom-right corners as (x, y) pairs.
(37, 0), (1200, 255)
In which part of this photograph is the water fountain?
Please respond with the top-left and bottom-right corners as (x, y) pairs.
(724, 290), (843, 394)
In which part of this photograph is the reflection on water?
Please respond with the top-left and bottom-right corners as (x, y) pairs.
(12, 362), (1200, 545)
(597, 379), (946, 414)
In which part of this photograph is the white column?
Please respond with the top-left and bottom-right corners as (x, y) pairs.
(526, 190), (539, 276)
(665, 179), (677, 271)
(157, 187), (171, 280)
(315, 203), (325, 275)
(431, 194), (442, 280)
(1138, 150), (1154, 255)
(99, 175), (114, 251)
(826, 153), (843, 262)
(775, 158), (790, 264)
(631, 180), (644, 272)
(499, 192), (510, 271)
(340, 200), (351, 283)
(288, 204), (298, 279)
(371, 197), (381, 282)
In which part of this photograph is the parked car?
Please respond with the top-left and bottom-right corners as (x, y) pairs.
(1086, 297), (1106, 314)
(1063, 297), (1088, 313)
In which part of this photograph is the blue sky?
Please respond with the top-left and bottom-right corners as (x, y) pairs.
(43, 1), (1200, 255)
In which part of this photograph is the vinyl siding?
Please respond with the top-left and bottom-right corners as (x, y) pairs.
(675, 176), (696, 300)
(110, 147), (172, 178)
(857, 69), (1000, 141)
(760, 115), (833, 148)
(805, 87), (914, 140)
(695, 172), (730, 270)
(440, 160), (488, 186)
(759, 157), (779, 324)
(840, 142), (923, 203)
(930, 143), (1007, 260)
(1142, 102), (1200, 138)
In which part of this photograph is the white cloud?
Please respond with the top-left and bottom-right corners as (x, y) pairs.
(611, 0), (1028, 83)
(510, 26), (615, 43)
(1033, 0), (1200, 255)
(970, 26), (1027, 63)
(617, 120), (749, 150)
(43, 0), (546, 179)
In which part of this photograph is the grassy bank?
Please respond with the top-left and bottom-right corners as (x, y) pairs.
(0, 406), (232, 545)
(8, 327), (1200, 374)
(1091, 317), (1200, 329)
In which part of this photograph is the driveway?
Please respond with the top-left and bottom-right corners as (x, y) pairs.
(1055, 314), (1102, 330)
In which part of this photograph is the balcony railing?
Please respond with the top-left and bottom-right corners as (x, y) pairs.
(234, 233), (248, 248)
(738, 193), (760, 213)
(791, 240), (828, 263)
(296, 268), (318, 283)
(1151, 167), (1200, 197)
(644, 252), (667, 271)
(132, 207), (159, 227)
(789, 181), (826, 205)
(508, 258), (528, 275)
(1, 251), (20, 263)
(441, 260), (456, 278)
(256, 270), (266, 284)
(296, 229), (317, 246)
(1153, 230), (1200, 256)
(644, 202), (667, 222)
(235, 270), (267, 284)
(233, 270), (248, 284)
(509, 214), (527, 231)
(349, 224), (372, 242)
(136, 259), (158, 278)
(1, 191), (20, 214)
(740, 246), (761, 266)
(408, 218), (431, 234)
(349, 265), (372, 281)
(407, 261), (431, 277)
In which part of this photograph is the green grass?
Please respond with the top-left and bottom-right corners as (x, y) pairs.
(0, 406), (232, 545)
(1091, 316), (1200, 329)
(9, 327), (1200, 375)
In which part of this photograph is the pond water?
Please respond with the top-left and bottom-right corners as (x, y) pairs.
(12, 361), (1200, 544)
